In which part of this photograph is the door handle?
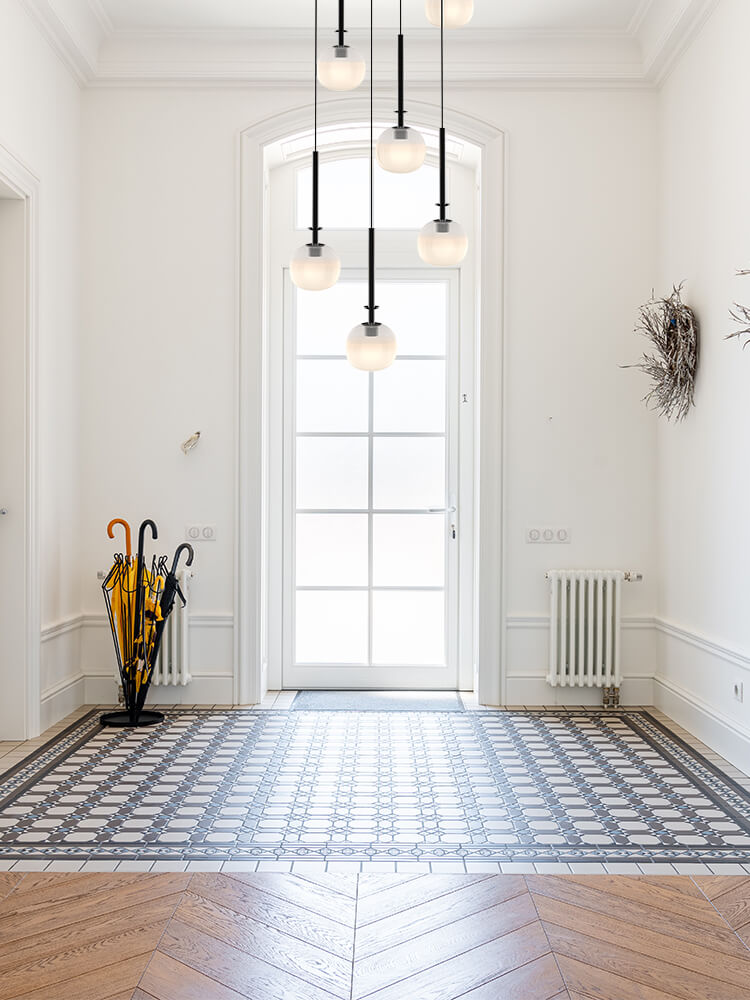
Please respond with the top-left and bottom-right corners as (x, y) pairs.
(428, 506), (457, 513)
(0, 509), (7, 516)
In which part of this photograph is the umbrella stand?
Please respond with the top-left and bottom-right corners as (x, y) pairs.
(100, 521), (194, 729)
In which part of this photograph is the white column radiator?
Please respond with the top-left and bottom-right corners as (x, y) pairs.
(547, 570), (625, 688)
(152, 570), (192, 687)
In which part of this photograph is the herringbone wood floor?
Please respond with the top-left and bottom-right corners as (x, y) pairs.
(0, 873), (749, 999)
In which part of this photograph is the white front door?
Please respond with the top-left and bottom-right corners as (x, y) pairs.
(0, 197), (28, 738)
(282, 271), (466, 690)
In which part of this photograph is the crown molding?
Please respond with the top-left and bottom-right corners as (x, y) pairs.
(20, 0), (720, 90)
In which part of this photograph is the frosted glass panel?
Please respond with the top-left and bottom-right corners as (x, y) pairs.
(297, 437), (368, 510)
(377, 282), (447, 357)
(296, 591), (368, 664)
(297, 360), (369, 432)
(297, 282), (366, 356)
(372, 591), (446, 665)
(373, 515), (445, 587)
(373, 437), (445, 510)
(297, 159), (440, 230)
(296, 514), (368, 586)
(373, 360), (446, 433)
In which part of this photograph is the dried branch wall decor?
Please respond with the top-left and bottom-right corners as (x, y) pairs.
(726, 269), (750, 348)
(626, 284), (698, 422)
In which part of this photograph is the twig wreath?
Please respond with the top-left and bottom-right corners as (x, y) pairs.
(726, 269), (750, 348)
(626, 284), (698, 422)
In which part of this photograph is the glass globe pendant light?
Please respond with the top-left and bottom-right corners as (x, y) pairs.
(425, 0), (474, 28)
(317, 0), (365, 92)
(418, 0), (468, 267)
(347, 0), (397, 372)
(376, 0), (426, 174)
(290, 0), (341, 292)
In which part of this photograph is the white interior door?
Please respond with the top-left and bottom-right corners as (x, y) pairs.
(282, 272), (462, 690)
(0, 195), (28, 738)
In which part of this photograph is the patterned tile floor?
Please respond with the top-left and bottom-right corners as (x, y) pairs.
(1, 695), (749, 876)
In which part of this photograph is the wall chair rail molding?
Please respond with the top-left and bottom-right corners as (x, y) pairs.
(0, 141), (41, 740)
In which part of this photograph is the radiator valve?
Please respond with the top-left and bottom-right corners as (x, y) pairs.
(602, 686), (621, 709)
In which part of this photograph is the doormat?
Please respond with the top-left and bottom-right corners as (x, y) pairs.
(291, 691), (466, 712)
(0, 708), (749, 864)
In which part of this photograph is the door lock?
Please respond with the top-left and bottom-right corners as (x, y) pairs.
(0, 509), (7, 516)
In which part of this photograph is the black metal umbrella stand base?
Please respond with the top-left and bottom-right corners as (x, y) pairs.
(100, 710), (164, 728)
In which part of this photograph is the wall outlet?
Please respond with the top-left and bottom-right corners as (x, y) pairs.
(185, 524), (217, 542)
(733, 681), (744, 704)
(527, 527), (571, 544)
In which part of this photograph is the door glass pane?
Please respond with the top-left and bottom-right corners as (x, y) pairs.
(297, 360), (369, 432)
(297, 437), (368, 510)
(296, 591), (368, 663)
(377, 283), (447, 356)
(372, 591), (445, 665)
(373, 437), (445, 510)
(373, 515), (445, 587)
(297, 282), (365, 356)
(296, 514), (368, 586)
(373, 360), (446, 433)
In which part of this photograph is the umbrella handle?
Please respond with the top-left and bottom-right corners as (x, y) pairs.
(137, 519), (158, 560)
(170, 543), (194, 578)
(107, 518), (132, 560)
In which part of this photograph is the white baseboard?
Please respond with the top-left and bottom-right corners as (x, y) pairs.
(40, 672), (86, 732)
(84, 672), (236, 707)
(654, 618), (750, 774)
(40, 615), (85, 731)
(504, 615), (656, 706)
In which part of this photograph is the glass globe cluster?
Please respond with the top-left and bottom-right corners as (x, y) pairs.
(292, 1), (473, 370)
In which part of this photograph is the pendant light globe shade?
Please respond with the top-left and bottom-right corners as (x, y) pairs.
(317, 44), (366, 91)
(425, 0), (474, 27)
(346, 323), (397, 371)
(417, 219), (468, 266)
(376, 126), (426, 174)
(290, 243), (341, 291)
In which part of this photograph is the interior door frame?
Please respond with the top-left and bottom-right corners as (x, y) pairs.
(237, 98), (505, 706)
(0, 142), (40, 739)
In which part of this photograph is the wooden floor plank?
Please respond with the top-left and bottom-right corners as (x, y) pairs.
(159, 917), (343, 1000)
(138, 951), (248, 1000)
(356, 874), (423, 898)
(532, 891), (750, 990)
(357, 875), (491, 927)
(525, 876), (750, 958)
(544, 921), (750, 1000)
(557, 954), (688, 1000)
(442, 953), (566, 1000)
(0, 893), (181, 974)
(363, 921), (551, 1000)
(556, 876), (727, 927)
(178, 889), (352, 999)
(0, 874), (190, 949)
(355, 876), (527, 960)
(0, 917), (171, 1000)
(295, 873), (359, 899)
(5, 954), (152, 1000)
(695, 879), (750, 936)
(692, 876), (750, 902)
(0, 874), (22, 902)
(188, 873), (354, 960)
(353, 890), (538, 998)
(228, 873), (356, 927)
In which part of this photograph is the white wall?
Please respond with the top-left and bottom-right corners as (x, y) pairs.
(78, 85), (659, 704)
(655, 0), (750, 770)
(0, 0), (82, 730)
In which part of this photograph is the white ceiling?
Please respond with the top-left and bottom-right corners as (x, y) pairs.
(96, 0), (647, 34)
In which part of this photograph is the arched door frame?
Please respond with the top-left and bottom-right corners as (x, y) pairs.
(237, 97), (506, 706)
(0, 141), (40, 738)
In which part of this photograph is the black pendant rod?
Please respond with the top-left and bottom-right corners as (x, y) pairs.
(337, 0), (346, 47)
(396, 0), (405, 128)
(311, 0), (320, 243)
(367, 0), (377, 326)
(438, 0), (448, 221)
